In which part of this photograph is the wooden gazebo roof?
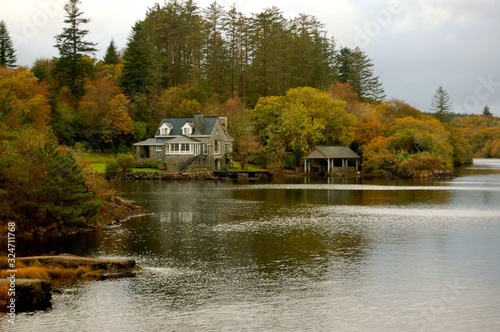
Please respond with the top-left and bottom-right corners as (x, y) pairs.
(304, 146), (360, 160)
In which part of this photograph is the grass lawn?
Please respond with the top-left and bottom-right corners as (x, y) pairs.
(229, 161), (266, 171)
(79, 152), (113, 173)
(79, 153), (265, 173)
(79, 153), (159, 173)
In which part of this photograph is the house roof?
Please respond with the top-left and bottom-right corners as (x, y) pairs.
(304, 146), (360, 159)
(133, 135), (202, 146)
(133, 138), (170, 146)
(167, 136), (200, 143)
(155, 116), (219, 137)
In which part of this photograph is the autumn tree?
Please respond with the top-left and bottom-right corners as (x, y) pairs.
(0, 67), (51, 130)
(79, 77), (134, 150)
(430, 86), (452, 122)
(451, 114), (500, 157)
(221, 97), (260, 169)
(0, 20), (17, 68)
(251, 87), (357, 168)
(53, 0), (98, 105)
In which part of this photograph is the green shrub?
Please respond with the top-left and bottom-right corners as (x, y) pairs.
(134, 160), (166, 170)
(104, 159), (120, 178)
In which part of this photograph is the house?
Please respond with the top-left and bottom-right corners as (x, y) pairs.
(303, 146), (360, 173)
(134, 114), (234, 171)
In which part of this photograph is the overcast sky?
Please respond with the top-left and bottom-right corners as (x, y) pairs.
(3, 0), (500, 115)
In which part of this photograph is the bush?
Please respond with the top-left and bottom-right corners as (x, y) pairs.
(105, 154), (135, 178)
(134, 159), (166, 170)
(396, 152), (448, 178)
(116, 154), (135, 174)
(105, 159), (120, 178)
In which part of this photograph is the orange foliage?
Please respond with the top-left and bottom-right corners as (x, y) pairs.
(0, 67), (51, 131)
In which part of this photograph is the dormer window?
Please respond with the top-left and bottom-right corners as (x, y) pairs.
(181, 122), (194, 136)
(159, 122), (173, 136)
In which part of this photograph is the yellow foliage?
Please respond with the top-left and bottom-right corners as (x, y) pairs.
(0, 67), (51, 131)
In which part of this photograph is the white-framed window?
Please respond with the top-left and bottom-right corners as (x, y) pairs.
(194, 144), (201, 156)
(181, 123), (193, 136)
(159, 122), (172, 136)
(168, 143), (193, 154)
(170, 144), (179, 153)
(156, 146), (163, 152)
(203, 144), (209, 155)
(214, 139), (222, 154)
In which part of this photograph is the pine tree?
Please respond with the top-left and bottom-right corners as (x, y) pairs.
(120, 22), (161, 97)
(0, 20), (17, 68)
(482, 105), (493, 117)
(53, 0), (98, 104)
(336, 47), (385, 102)
(1, 135), (101, 233)
(103, 39), (119, 65)
(430, 86), (452, 121)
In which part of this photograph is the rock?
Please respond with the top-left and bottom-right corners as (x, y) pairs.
(18, 255), (136, 270)
(0, 279), (52, 312)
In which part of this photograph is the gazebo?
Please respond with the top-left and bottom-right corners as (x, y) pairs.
(303, 146), (360, 173)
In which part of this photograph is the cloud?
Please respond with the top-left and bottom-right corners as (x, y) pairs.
(3, 0), (500, 115)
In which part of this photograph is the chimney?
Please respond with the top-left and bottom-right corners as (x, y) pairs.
(194, 113), (204, 135)
(220, 117), (228, 130)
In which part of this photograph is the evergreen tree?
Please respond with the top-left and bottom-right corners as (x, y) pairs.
(202, 1), (227, 97)
(430, 85), (452, 121)
(53, 0), (98, 104)
(337, 47), (385, 102)
(222, 4), (249, 98)
(120, 22), (161, 97)
(482, 105), (493, 117)
(103, 39), (120, 64)
(0, 20), (17, 68)
(1, 134), (101, 233)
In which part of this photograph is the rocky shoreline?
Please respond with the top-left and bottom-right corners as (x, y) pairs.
(0, 254), (138, 313)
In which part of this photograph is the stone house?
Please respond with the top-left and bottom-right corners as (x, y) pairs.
(134, 114), (234, 171)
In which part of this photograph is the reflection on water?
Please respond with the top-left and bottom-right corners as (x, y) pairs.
(4, 160), (500, 331)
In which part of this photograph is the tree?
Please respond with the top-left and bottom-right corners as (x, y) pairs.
(251, 87), (357, 168)
(103, 39), (120, 65)
(53, 0), (98, 104)
(336, 47), (385, 102)
(0, 67), (51, 131)
(430, 86), (452, 122)
(0, 20), (17, 68)
(483, 105), (493, 117)
(202, 1), (227, 96)
(120, 22), (161, 97)
(0, 132), (101, 234)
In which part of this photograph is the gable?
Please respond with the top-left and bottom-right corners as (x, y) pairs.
(304, 148), (327, 159)
(305, 146), (360, 159)
(155, 116), (220, 137)
(159, 122), (173, 136)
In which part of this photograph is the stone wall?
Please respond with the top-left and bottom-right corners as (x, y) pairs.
(124, 171), (215, 181)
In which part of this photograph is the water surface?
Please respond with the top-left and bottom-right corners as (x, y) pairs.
(4, 159), (500, 331)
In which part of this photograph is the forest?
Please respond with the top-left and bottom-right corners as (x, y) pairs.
(1, 0), (499, 235)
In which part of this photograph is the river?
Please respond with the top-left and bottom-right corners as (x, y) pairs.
(3, 159), (500, 331)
